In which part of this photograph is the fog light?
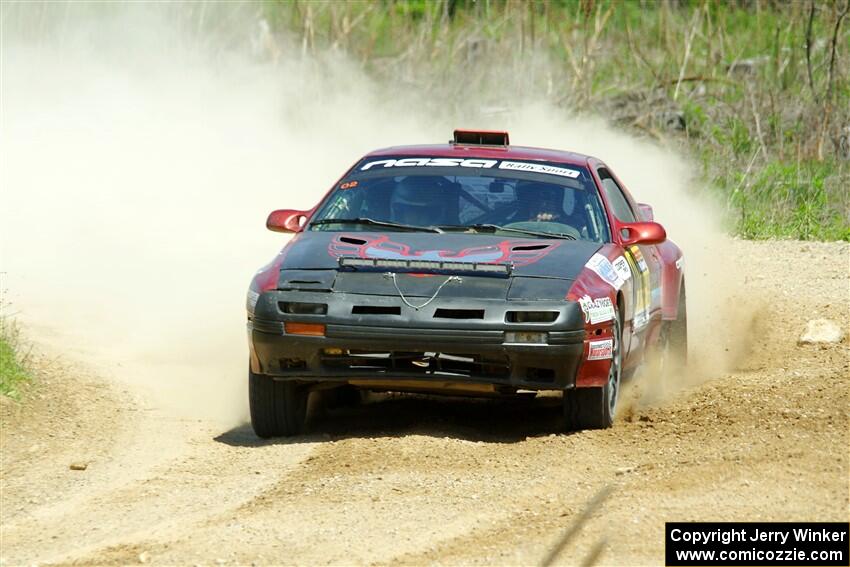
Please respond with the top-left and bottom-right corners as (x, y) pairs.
(323, 347), (344, 355)
(284, 322), (326, 336)
(504, 331), (548, 344)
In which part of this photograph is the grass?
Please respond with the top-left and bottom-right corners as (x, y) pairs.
(0, 282), (31, 400)
(0, 321), (30, 401)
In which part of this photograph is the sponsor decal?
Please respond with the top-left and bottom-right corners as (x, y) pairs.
(612, 255), (631, 282)
(585, 253), (626, 289)
(361, 158), (498, 170)
(587, 339), (614, 360)
(675, 257), (684, 270)
(629, 245), (648, 272)
(497, 161), (581, 178)
(578, 295), (616, 324)
(625, 246), (651, 330)
(359, 158), (582, 178)
(339, 180), (358, 189)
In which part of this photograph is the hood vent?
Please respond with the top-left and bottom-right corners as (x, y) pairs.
(512, 243), (550, 251)
(339, 236), (368, 245)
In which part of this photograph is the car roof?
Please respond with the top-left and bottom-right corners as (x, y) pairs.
(363, 143), (595, 168)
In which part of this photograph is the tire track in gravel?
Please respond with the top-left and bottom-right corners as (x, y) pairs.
(1, 358), (318, 566)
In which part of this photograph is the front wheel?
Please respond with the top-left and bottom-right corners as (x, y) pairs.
(249, 370), (309, 438)
(563, 313), (622, 430)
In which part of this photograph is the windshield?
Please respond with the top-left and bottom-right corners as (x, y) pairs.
(309, 156), (610, 242)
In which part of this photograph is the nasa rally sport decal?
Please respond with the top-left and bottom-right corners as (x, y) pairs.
(359, 158), (581, 178)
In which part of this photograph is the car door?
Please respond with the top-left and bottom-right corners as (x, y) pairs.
(596, 167), (663, 356)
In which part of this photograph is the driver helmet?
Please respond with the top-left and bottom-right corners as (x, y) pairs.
(390, 176), (450, 226)
(516, 182), (565, 221)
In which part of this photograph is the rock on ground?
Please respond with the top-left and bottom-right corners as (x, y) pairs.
(798, 319), (845, 344)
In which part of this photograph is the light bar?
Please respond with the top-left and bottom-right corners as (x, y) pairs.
(453, 129), (510, 146)
(338, 256), (512, 276)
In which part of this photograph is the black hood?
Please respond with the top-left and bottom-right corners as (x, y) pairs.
(280, 232), (600, 294)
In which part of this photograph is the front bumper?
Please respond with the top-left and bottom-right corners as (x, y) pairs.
(248, 290), (589, 391)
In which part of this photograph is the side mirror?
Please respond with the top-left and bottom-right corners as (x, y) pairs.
(619, 221), (666, 246)
(267, 209), (308, 233)
(637, 203), (654, 221)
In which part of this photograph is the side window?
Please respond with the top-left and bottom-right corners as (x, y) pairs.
(598, 168), (636, 222)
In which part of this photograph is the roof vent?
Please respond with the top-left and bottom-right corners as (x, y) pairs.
(452, 129), (510, 146)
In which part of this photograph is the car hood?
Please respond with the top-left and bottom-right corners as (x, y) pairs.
(277, 231), (602, 300)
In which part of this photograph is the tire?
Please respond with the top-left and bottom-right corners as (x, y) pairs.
(644, 286), (687, 401)
(564, 313), (623, 430)
(668, 287), (688, 367)
(249, 370), (309, 438)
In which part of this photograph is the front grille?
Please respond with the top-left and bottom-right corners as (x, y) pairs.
(320, 350), (510, 379)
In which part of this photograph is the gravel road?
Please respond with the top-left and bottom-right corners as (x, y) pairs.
(1, 240), (847, 566)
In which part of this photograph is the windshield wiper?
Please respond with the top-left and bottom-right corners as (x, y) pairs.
(439, 224), (576, 240)
(310, 218), (443, 233)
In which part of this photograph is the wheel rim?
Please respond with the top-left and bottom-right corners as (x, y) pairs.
(607, 317), (622, 416)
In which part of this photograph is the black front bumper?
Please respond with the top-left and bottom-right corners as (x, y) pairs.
(248, 290), (587, 391)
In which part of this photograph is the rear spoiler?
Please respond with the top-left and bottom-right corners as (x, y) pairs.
(452, 129), (510, 146)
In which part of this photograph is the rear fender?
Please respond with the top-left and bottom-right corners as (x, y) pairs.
(655, 240), (685, 320)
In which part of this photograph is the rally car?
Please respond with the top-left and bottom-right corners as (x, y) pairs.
(247, 130), (687, 437)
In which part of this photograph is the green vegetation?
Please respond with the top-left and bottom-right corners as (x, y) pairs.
(0, 321), (30, 400)
(257, 0), (849, 240)
(0, 282), (30, 399)
(7, 1), (846, 239)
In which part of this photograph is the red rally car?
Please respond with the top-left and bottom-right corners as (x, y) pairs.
(246, 130), (687, 437)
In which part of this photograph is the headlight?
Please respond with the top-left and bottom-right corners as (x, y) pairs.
(281, 302), (328, 315)
(246, 289), (260, 313)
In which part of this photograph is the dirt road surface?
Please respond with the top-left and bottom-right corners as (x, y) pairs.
(2, 240), (848, 566)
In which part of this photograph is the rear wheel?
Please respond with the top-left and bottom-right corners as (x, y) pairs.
(564, 313), (622, 430)
(668, 288), (688, 368)
(654, 287), (688, 390)
(249, 370), (309, 438)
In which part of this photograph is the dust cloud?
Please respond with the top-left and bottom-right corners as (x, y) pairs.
(0, 3), (751, 425)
